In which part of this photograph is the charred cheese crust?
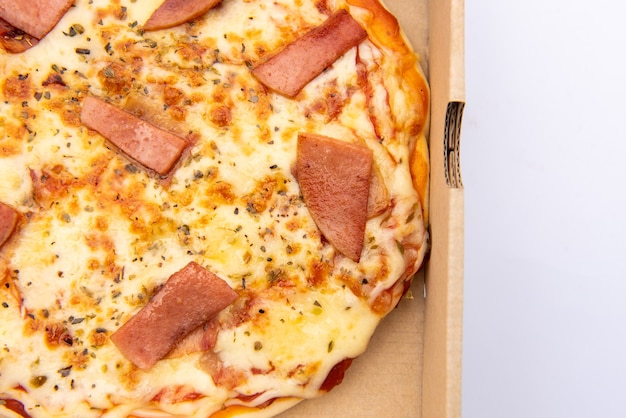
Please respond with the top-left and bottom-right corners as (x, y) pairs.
(0, 0), (429, 417)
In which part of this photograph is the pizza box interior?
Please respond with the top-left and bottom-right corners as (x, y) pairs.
(0, 0), (463, 416)
(279, 0), (466, 416)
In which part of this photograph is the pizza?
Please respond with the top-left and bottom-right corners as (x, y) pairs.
(0, 0), (430, 416)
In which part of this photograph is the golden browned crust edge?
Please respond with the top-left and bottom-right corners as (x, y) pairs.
(346, 0), (430, 226)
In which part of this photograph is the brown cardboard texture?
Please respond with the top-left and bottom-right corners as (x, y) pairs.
(279, 0), (466, 417)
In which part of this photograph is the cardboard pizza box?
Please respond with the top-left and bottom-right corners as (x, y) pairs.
(279, 0), (465, 416)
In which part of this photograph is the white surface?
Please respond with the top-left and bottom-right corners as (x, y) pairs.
(462, 1), (626, 417)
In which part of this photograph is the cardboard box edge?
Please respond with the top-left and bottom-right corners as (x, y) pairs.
(423, 0), (465, 417)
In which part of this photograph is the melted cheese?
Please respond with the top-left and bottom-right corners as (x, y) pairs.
(0, 0), (428, 416)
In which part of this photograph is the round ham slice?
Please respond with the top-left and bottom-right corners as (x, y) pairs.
(143, 0), (222, 31)
(296, 132), (372, 262)
(0, 202), (18, 248)
(0, 0), (73, 40)
(110, 262), (238, 370)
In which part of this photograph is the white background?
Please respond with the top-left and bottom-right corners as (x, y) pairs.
(462, 1), (626, 417)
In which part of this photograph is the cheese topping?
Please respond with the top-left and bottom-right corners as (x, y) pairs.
(0, 0), (428, 417)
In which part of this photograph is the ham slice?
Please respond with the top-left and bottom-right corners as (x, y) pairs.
(123, 92), (188, 137)
(0, 0), (73, 40)
(110, 262), (238, 370)
(252, 9), (367, 97)
(166, 318), (219, 359)
(0, 202), (18, 248)
(143, 0), (222, 31)
(367, 165), (390, 218)
(0, 17), (38, 53)
(296, 133), (372, 262)
(80, 96), (188, 175)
